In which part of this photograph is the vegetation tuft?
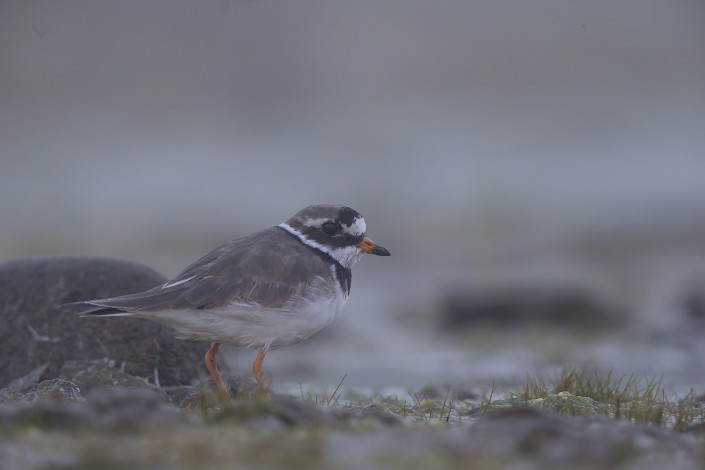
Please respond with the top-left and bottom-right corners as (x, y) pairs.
(505, 367), (705, 431)
(288, 368), (705, 431)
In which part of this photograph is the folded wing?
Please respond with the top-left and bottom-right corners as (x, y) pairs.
(74, 227), (332, 314)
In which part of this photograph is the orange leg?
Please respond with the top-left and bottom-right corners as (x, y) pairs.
(252, 345), (268, 394)
(205, 342), (230, 400)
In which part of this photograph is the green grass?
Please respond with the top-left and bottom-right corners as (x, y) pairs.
(298, 376), (477, 425)
(300, 373), (348, 407)
(504, 367), (705, 431)
(300, 367), (705, 431)
(193, 367), (705, 432)
(406, 388), (455, 423)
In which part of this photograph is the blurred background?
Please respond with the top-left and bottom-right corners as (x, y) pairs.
(2, 0), (705, 395)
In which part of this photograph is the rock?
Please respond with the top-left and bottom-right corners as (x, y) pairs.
(456, 408), (691, 467)
(0, 364), (48, 402)
(209, 395), (327, 428)
(22, 379), (82, 402)
(84, 387), (190, 431)
(0, 386), (189, 433)
(416, 384), (480, 401)
(352, 404), (404, 426)
(0, 256), (211, 388)
(484, 392), (623, 418)
(440, 283), (625, 330)
(0, 378), (81, 404)
(527, 392), (612, 416)
(322, 408), (695, 469)
(680, 279), (705, 323)
(0, 399), (87, 431)
(59, 358), (168, 400)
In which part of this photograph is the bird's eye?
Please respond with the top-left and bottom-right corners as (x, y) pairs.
(322, 222), (338, 235)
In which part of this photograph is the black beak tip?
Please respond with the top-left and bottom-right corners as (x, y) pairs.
(372, 245), (391, 256)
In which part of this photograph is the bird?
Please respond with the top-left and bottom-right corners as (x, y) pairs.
(69, 204), (390, 399)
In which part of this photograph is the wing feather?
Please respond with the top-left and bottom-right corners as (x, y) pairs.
(79, 227), (333, 314)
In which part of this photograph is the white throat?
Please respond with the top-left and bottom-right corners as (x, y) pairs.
(278, 223), (364, 269)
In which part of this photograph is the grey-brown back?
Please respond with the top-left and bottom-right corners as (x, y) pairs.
(82, 226), (349, 312)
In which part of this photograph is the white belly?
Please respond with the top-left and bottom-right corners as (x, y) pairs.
(136, 290), (348, 349)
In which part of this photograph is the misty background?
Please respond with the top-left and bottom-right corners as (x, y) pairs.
(2, 1), (705, 394)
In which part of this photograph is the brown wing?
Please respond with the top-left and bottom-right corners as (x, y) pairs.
(82, 227), (333, 312)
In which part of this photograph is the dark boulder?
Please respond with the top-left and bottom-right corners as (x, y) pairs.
(680, 278), (705, 323)
(0, 386), (190, 433)
(0, 256), (210, 388)
(440, 282), (626, 330)
(59, 358), (168, 399)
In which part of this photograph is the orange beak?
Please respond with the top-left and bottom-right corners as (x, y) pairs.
(356, 236), (390, 256)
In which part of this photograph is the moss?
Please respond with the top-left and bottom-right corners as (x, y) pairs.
(501, 367), (705, 431)
(527, 392), (612, 416)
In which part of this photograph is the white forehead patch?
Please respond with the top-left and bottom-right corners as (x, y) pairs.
(343, 216), (366, 237)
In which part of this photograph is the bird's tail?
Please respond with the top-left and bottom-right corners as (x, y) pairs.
(62, 301), (131, 317)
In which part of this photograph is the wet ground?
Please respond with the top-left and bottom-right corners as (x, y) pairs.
(256, 259), (705, 398)
(2, 366), (704, 470)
